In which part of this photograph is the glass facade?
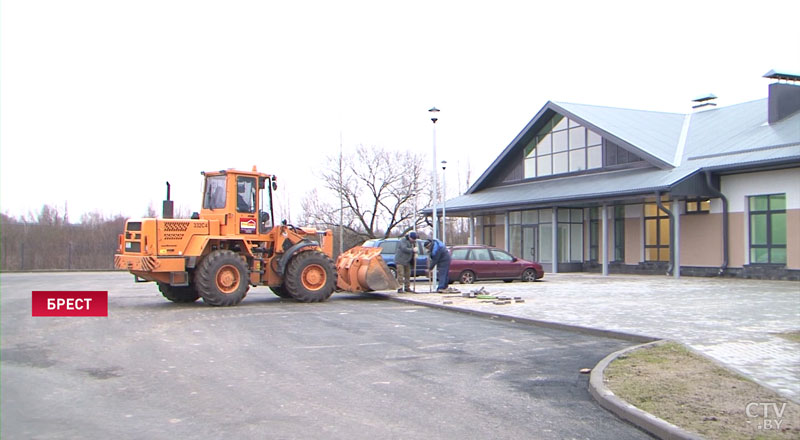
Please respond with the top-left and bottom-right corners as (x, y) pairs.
(749, 194), (786, 264)
(588, 207), (625, 262)
(589, 208), (599, 261)
(507, 208), (583, 264)
(523, 113), (640, 179)
(476, 215), (502, 247)
(524, 115), (603, 178)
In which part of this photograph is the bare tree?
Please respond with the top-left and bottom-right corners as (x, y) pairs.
(301, 145), (431, 242)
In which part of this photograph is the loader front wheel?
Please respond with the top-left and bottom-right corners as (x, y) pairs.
(284, 251), (336, 303)
(157, 282), (200, 303)
(196, 250), (249, 306)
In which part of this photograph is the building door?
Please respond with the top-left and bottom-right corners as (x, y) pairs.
(522, 225), (538, 262)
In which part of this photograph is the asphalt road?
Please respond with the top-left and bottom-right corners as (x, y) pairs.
(1, 272), (652, 439)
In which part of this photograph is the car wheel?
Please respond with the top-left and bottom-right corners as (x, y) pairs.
(459, 270), (475, 284)
(522, 268), (537, 282)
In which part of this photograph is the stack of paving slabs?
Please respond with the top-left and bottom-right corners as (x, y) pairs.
(463, 287), (524, 305)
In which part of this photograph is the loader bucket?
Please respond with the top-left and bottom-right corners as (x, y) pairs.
(335, 246), (399, 292)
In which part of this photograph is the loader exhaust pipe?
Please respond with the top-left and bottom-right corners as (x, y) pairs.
(162, 181), (174, 219)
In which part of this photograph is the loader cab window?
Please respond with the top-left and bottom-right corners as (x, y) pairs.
(203, 175), (227, 209)
(236, 176), (256, 213)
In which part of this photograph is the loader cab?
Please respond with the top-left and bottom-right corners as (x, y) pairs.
(200, 169), (275, 236)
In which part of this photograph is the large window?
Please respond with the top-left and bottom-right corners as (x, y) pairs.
(588, 206), (625, 262)
(523, 114), (642, 179)
(749, 194), (786, 264)
(589, 208), (599, 261)
(644, 202), (670, 262)
(558, 208), (584, 263)
(524, 115), (603, 178)
(477, 215), (499, 246)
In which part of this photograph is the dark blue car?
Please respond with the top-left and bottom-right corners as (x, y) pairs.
(361, 238), (429, 278)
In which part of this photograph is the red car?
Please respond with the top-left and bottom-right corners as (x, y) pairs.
(447, 245), (544, 284)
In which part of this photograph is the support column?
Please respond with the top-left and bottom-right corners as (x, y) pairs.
(468, 215), (474, 245)
(601, 204), (609, 276)
(672, 199), (681, 279)
(504, 213), (509, 251)
(552, 208), (558, 274)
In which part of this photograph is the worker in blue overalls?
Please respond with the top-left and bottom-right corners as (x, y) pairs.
(424, 239), (451, 293)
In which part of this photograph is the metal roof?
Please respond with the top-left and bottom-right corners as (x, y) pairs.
(551, 101), (685, 167)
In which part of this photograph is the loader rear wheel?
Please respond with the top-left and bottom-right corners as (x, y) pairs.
(284, 251), (336, 303)
(196, 250), (249, 306)
(157, 282), (200, 303)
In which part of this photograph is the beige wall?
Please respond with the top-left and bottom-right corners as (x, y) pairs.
(727, 212), (745, 268)
(679, 213), (722, 267)
(624, 217), (641, 264)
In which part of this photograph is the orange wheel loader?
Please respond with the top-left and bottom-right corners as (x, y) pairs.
(114, 167), (398, 306)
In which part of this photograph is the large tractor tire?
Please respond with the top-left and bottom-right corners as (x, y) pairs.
(269, 286), (293, 299)
(284, 251), (336, 303)
(196, 250), (250, 306)
(157, 282), (200, 303)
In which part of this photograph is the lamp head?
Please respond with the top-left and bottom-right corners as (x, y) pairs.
(428, 106), (440, 123)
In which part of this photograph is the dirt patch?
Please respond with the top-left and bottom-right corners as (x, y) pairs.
(775, 330), (800, 344)
(604, 342), (800, 439)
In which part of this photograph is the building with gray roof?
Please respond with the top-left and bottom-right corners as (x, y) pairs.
(431, 71), (800, 280)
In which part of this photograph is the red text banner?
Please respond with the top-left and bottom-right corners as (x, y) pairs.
(32, 291), (108, 317)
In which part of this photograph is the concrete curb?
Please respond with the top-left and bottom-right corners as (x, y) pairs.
(589, 341), (704, 440)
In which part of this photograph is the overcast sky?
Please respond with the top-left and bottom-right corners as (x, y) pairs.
(1, 0), (798, 222)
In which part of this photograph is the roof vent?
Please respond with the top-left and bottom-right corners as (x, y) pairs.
(691, 93), (717, 111)
(763, 69), (800, 83)
(763, 69), (800, 124)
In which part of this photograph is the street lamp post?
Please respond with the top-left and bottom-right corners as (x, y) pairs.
(429, 107), (440, 290)
(413, 190), (418, 235)
(441, 160), (447, 245)
(429, 107), (439, 242)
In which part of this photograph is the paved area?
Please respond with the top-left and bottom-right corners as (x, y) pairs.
(1, 272), (652, 439)
(389, 273), (800, 402)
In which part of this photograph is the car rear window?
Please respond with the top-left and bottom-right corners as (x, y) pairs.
(470, 248), (491, 261)
(491, 250), (514, 261)
(451, 248), (469, 259)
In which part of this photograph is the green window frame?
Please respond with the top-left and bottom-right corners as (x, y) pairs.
(748, 194), (786, 264)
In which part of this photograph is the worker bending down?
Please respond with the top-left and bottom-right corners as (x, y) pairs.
(424, 239), (451, 293)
